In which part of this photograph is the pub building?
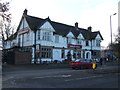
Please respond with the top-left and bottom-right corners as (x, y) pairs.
(3, 9), (103, 64)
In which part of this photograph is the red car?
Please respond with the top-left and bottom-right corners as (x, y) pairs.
(69, 59), (97, 69)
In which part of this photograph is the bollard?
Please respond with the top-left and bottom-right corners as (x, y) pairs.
(92, 63), (96, 70)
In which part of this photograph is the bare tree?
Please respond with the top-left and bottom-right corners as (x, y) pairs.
(109, 28), (120, 58)
(115, 28), (120, 43)
(0, 0), (14, 49)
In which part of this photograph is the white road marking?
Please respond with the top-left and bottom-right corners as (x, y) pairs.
(33, 74), (71, 79)
(65, 75), (103, 82)
(2, 76), (14, 81)
(61, 75), (71, 78)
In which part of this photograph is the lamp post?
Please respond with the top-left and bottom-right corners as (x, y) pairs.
(110, 13), (117, 61)
(110, 13), (117, 44)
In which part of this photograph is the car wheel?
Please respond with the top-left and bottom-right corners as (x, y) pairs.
(72, 67), (75, 69)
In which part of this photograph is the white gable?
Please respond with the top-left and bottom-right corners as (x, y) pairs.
(77, 33), (84, 39)
(40, 21), (55, 32)
(19, 18), (30, 30)
(66, 32), (75, 38)
(95, 34), (102, 40)
(18, 17), (31, 35)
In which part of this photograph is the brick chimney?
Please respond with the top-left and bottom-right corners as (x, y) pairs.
(23, 9), (28, 15)
(75, 22), (78, 28)
(88, 26), (92, 32)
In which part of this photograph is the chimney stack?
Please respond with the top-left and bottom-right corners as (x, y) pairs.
(75, 22), (78, 28)
(23, 9), (28, 15)
(88, 26), (92, 32)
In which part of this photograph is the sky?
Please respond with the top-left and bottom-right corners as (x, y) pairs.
(6, 0), (119, 48)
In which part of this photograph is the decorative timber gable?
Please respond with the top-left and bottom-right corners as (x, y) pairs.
(18, 17), (31, 35)
(95, 34), (102, 40)
(39, 21), (55, 32)
(77, 33), (84, 39)
(66, 31), (75, 38)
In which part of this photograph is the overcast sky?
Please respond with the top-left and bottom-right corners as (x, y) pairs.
(7, 0), (119, 47)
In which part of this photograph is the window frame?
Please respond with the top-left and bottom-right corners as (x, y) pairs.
(41, 47), (52, 58)
(96, 40), (100, 46)
(42, 31), (51, 41)
(37, 30), (40, 40)
(86, 40), (89, 46)
(77, 39), (82, 45)
(55, 35), (59, 43)
(67, 37), (72, 44)
(61, 49), (65, 58)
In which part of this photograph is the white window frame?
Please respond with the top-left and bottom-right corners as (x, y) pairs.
(42, 31), (51, 41)
(77, 39), (82, 45)
(96, 40), (100, 46)
(37, 30), (40, 40)
(67, 37), (72, 44)
(41, 48), (52, 58)
(55, 35), (59, 43)
(26, 33), (30, 41)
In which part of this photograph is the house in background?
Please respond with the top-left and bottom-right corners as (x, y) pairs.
(3, 9), (103, 64)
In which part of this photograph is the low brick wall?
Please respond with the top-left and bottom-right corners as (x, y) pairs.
(15, 51), (31, 64)
(3, 47), (32, 64)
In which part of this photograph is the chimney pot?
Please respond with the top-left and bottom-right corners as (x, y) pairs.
(23, 9), (28, 15)
(75, 22), (78, 28)
(88, 26), (92, 32)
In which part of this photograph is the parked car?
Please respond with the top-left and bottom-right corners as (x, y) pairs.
(69, 59), (97, 69)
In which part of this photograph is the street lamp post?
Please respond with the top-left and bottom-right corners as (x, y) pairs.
(110, 13), (117, 44)
(110, 13), (117, 61)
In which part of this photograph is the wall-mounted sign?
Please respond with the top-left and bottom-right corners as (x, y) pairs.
(18, 28), (29, 35)
(68, 44), (82, 49)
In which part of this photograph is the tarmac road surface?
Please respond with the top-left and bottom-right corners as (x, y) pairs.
(2, 65), (119, 88)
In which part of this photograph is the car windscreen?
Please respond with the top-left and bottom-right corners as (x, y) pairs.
(80, 60), (91, 62)
(74, 59), (90, 62)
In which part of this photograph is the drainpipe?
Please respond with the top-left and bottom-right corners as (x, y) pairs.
(22, 17), (25, 47)
(39, 44), (42, 64)
(34, 29), (37, 64)
(90, 34), (93, 60)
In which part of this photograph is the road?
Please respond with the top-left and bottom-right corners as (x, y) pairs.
(2, 67), (119, 88)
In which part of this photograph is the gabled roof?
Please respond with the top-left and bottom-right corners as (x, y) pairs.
(92, 31), (104, 40)
(16, 14), (103, 40)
